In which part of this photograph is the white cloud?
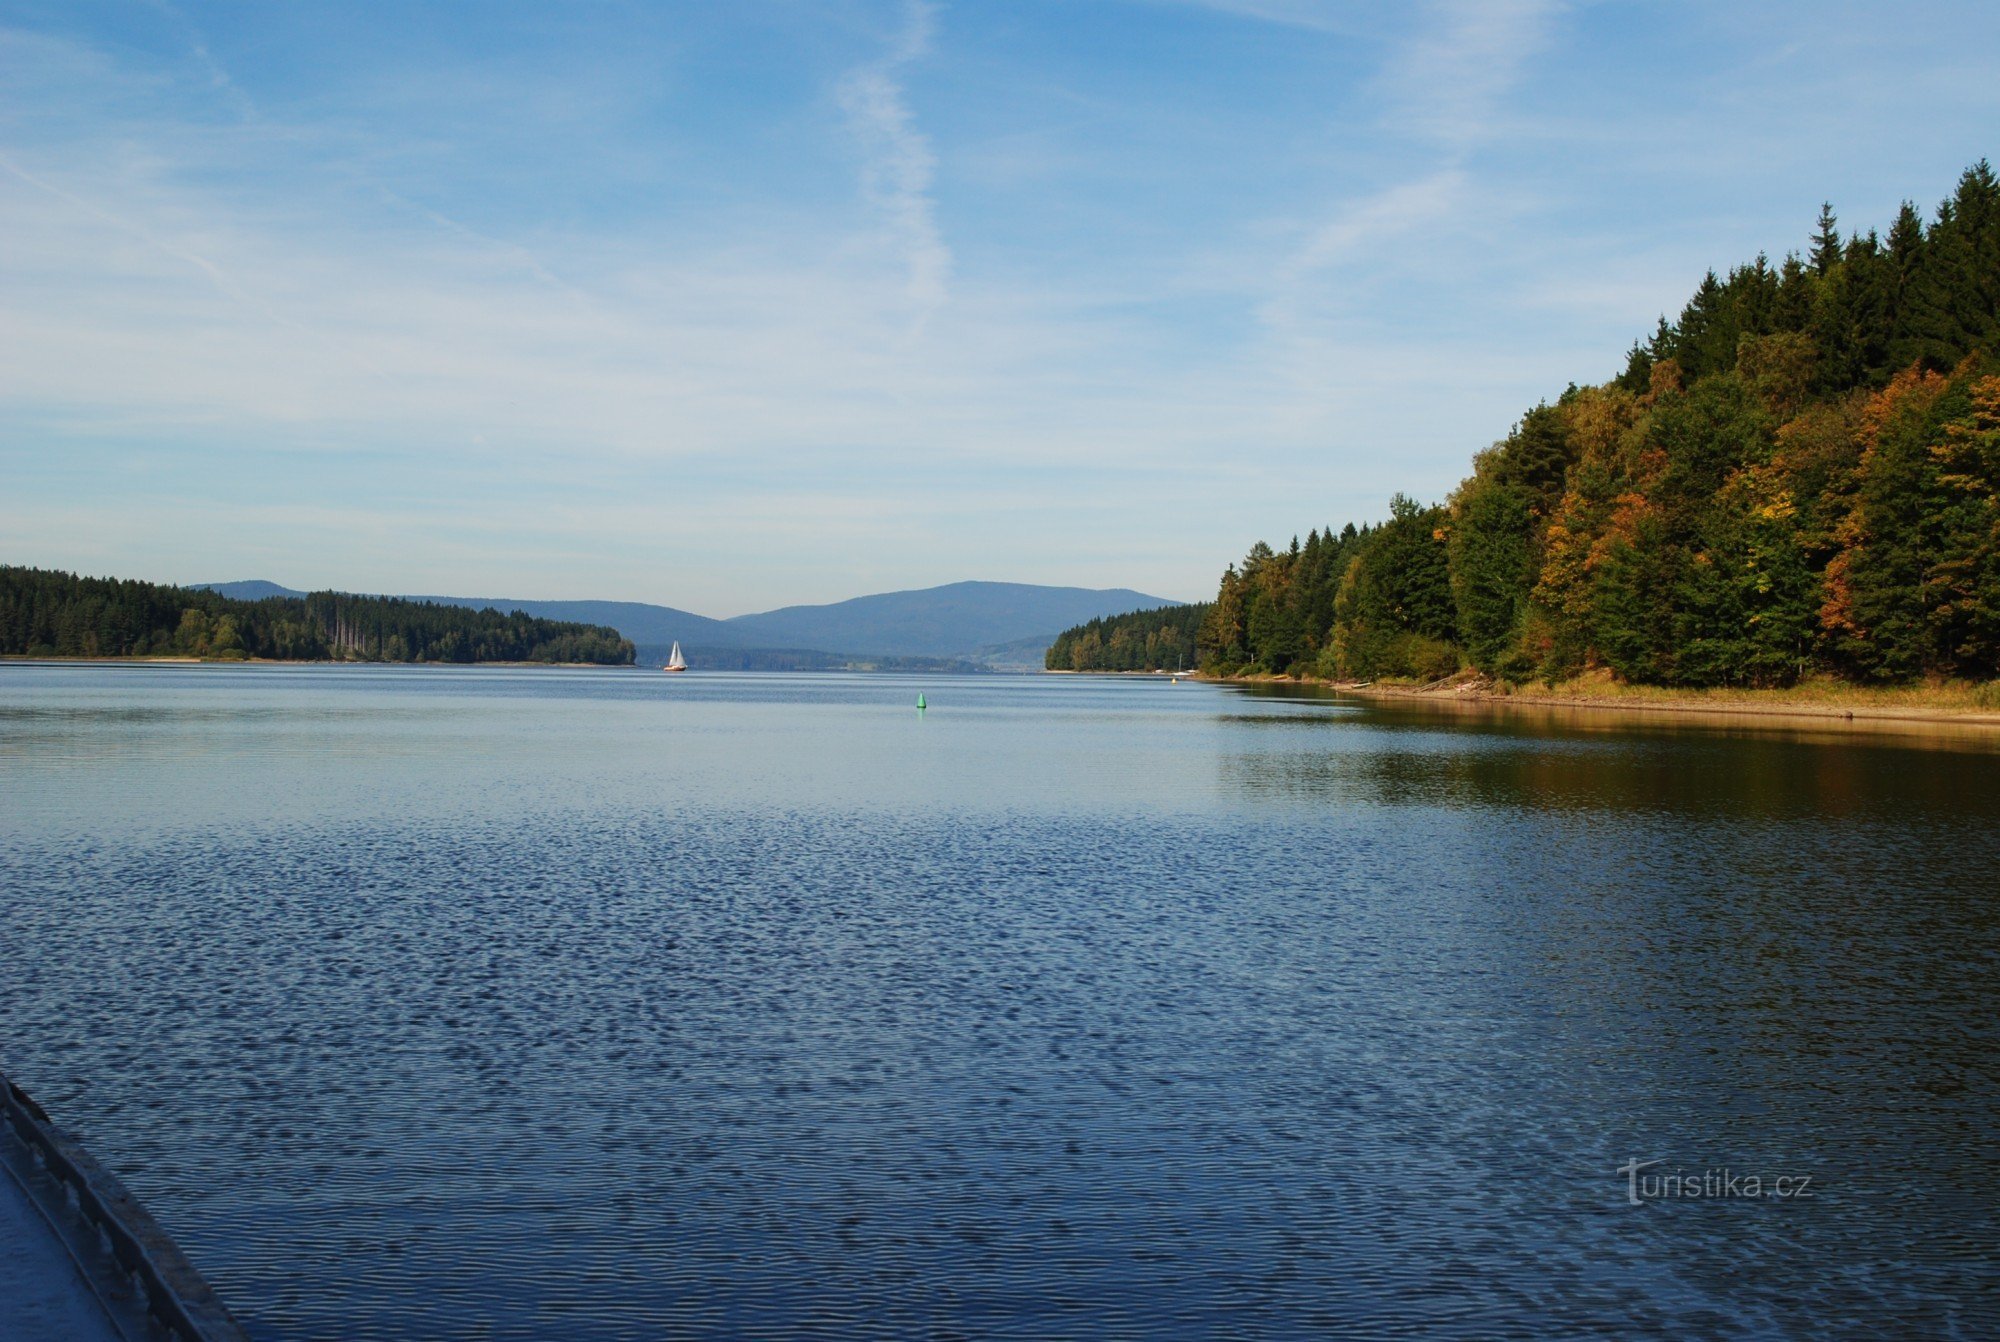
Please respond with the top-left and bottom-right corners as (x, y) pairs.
(137, 0), (261, 121)
(0, 27), (1277, 604)
(1260, 1), (1563, 342)
(1288, 169), (1469, 282)
(12, 0), (1983, 608)
(835, 1), (950, 320)
(1137, 1), (1380, 35)
(1376, 0), (1564, 151)
(0, 7), (1563, 605)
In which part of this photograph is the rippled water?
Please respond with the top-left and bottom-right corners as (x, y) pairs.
(2, 664), (1996, 1339)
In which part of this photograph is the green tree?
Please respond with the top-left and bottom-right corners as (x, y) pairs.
(1448, 468), (1536, 672)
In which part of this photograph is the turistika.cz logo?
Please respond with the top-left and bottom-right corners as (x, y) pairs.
(1618, 1159), (1815, 1205)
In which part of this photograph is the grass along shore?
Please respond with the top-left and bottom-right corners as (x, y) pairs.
(1201, 666), (2000, 727)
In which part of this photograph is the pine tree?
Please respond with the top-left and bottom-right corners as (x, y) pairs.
(1809, 202), (1842, 277)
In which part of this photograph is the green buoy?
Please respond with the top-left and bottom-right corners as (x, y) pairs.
(916, 693), (927, 710)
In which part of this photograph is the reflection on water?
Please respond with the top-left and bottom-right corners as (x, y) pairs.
(1238, 679), (2000, 751)
(1, 664), (1996, 1340)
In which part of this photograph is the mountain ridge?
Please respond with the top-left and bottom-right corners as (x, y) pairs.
(196, 579), (1185, 665)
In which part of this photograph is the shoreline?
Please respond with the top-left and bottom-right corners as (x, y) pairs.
(13, 655), (1999, 727)
(1177, 670), (2000, 729)
(0, 655), (633, 670)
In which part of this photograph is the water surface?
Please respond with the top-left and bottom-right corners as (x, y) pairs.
(2, 664), (1995, 1339)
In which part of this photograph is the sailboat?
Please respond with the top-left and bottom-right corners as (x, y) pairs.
(662, 641), (687, 673)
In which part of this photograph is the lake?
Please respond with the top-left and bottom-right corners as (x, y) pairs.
(1, 663), (1995, 1339)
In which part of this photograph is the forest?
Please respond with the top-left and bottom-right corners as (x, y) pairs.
(1053, 161), (2000, 687)
(1044, 602), (1209, 673)
(0, 567), (635, 665)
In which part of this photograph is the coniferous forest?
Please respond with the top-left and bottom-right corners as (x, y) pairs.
(0, 567), (635, 665)
(1044, 602), (1209, 673)
(1052, 161), (2000, 686)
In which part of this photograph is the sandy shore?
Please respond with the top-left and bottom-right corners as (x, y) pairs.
(1338, 681), (2000, 727)
(1175, 669), (2000, 734)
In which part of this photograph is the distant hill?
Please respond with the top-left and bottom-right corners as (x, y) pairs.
(722, 581), (1182, 660)
(199, 580), (306, 601)
(198, 579), (1185, 665)
(633, 644), (989, 674)
(200, 585), (739, 647)
(402, 597), (739, 648)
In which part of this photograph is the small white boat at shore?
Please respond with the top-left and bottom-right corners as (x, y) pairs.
(662, 641), (687, 673)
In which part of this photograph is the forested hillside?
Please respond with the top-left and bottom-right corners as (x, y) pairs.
(1, 567), (635, 664)
(1059, 161), (2000, 686)
(1044, 602), (1209, 672)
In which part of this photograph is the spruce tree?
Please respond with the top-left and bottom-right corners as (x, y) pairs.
(1809, 202), (1842, 277)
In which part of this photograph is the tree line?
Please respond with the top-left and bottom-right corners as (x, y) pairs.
(1054, 160), (2000, 686)
(1045, 602), (1208, 672)
(1, 567), (635, 665)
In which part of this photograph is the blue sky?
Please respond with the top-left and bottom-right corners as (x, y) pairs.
(3, 1), (1997, 612)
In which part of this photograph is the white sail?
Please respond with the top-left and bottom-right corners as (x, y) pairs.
(665, 641), (686, 671)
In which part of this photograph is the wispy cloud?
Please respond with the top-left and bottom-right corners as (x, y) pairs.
(1289, 169), (1469, 281)
(138, 0), (261, 121)
(0, 20), (1259, 605)
(1242, 0), (1570, 465)
(1265, 1), (1563, 334)
(1376, 0), (1563, 152)
(1135, 0), (1380, 35)
(0, 148), (351, 360)
(836, 1), (950, 320)
(6, 1), (1994, 607)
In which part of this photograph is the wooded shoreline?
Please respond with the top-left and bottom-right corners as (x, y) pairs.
(1187, 669), (2000, 728)
(2, 566), (636, 666)
(0, 655), (633, 669)
(1050, 163), (2000, 701)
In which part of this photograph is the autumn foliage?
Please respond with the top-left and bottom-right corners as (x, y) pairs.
(1053, 161), (2000, 686)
